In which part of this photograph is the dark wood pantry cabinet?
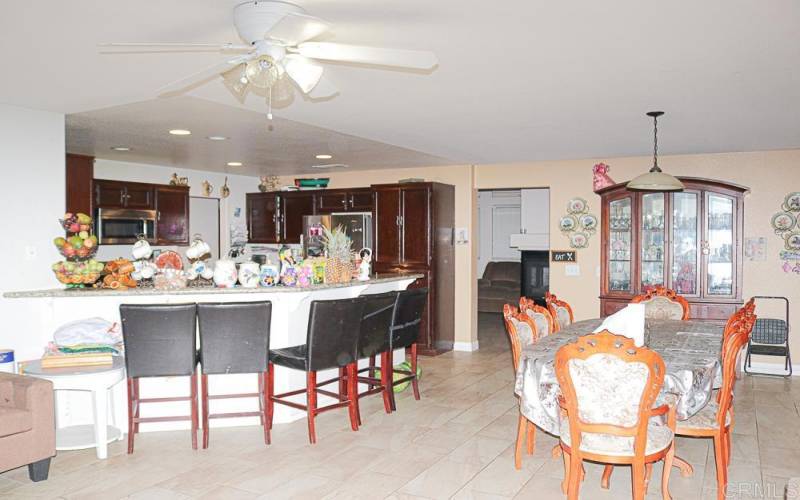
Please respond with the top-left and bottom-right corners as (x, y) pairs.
(372, 182), (455, 355)
(155, 186), (190, 245)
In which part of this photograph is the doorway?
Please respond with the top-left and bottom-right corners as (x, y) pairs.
(189, 197), (220, 260)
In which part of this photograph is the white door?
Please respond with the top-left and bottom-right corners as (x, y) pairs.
(188, 197), (220, 260)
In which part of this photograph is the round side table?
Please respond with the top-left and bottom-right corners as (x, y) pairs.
(23, 357), (125, 459)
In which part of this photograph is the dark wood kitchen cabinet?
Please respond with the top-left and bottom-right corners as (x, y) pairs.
(372, 182), (455, 355)
(65, 154), (94, 215)
(94, 179), (154, 209)
(280, 192), (315, 244)
(246, 191), (315, 244)
(316, 188), (373, 213)
(155, 186), (190, 245)
(246, 193), (280, 244)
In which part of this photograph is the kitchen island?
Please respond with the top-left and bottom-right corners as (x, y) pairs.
(4, 273), (420, 433)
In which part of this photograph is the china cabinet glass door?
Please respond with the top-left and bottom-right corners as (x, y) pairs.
(671, 191), (700, 296)
(608, 196), (632, 292)
(640, 193), (665, 291)
(705, 193), (735, 297)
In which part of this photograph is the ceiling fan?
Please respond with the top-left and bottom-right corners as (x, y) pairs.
(100, 1), (438, 115)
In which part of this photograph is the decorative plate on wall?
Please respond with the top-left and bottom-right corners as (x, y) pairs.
(579, 213), (598, 232)
(567, 197), (588, 214)
(570, 232), (589, 249)
(559, 215), (578, 232)
(785, 232), (800, 251)
(772, 212), (797, 234)
(783, 192), (800, 212)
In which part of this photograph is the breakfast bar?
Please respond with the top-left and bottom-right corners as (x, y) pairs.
(4, 273), (420, 434)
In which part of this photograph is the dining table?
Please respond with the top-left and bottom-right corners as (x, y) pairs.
(514, 317), (724, 476)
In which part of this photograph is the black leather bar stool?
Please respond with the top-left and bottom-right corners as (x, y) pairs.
(119, 303), (198, 453)
(344, 292), (399, 424)
(197, 301), (272, 449)
(387, 288), (429, 410)
(269, 297), (364, 444)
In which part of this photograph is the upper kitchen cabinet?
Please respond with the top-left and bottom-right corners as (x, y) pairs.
(598, 177), (748, 320)
(65, 154), (93, 215)
(94, 179), (154, 209)
(247, 192), (280, 244)
(155, 186), (190, 245)
(246, 191), (316, 244)
(280, 191), (315, 243)
(316, 188), (373, 213)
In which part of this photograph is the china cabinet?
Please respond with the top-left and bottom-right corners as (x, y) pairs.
(599, 177), (748, 321)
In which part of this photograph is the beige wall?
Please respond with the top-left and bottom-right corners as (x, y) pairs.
(287, 149), (800, 367)
(281, 165), (479, 347)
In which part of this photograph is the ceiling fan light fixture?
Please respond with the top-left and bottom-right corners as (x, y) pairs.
(245, 55), (285, 89)
(626, 111), (684, 192)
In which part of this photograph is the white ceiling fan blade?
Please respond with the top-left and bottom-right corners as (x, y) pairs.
(295, 43), (437, 69)
(308, 74), (338, 99)
(99, 42), (253, 53)
(266, 12), (331, 46)
(156, 55), (254, 97)
(282, 55), (323, 94)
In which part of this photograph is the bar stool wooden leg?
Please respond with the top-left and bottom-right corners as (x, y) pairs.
(338, 367), (347, 400)
(368, 355), (376, 388)
(306, 371), (317, 444)
(410, 343), (420, 400)
(260, 370), (270, 445)
(266, 363), (274, 433)
(347, 363), (359, 431)
(201, 374), (210, 449)
(380, 351), (393, 414)
(190, 373), (198, 450)
(126, 377), (135, 454)
(133, 378), (140, 434)
(386, 349), (397, 412)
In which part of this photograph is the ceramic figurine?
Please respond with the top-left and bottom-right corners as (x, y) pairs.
(280, 266), (298, 286)
(202, 180), (213, 197)
(259, 261), (279, 287)
(220, 177), (230, 199)
(169, 173), (180, 186)
(357, 248), (372, 281)
(213, 259), (238, 288)
(238, 261), (260, 288)
(592, 162), (616, 192)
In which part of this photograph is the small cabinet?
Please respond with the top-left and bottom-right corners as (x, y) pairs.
(246, 193), (280, 244)
(155, 186), (189, 245)
(316, 188), (373, 213)
(94, 179), (154, 209)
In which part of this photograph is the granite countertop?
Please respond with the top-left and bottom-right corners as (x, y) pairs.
(3, 273), (423, 299)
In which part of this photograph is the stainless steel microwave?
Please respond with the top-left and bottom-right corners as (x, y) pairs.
(96, 208), (156, 245)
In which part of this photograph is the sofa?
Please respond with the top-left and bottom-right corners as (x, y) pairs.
(0, 372), (56, 481)
(478, 261), (521, 313)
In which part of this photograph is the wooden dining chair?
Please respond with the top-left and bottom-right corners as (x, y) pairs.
(503, 304), (538, 469)
(674, 318), (753, 500)
(545, 292), (574, 332)
(631, 286), (690, 320)
(555, 331), (677, 500)
(519, 296), (556, 338)
(723, 298), (755, 342)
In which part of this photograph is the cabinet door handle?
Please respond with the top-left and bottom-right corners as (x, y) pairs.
(120, 191), (125, 205)
(342, 198), (348, 208)
(157, 211), (161, 222)
(349, 196), (355, 208)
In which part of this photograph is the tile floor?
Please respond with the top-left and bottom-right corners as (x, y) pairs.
(1, 313), (798, 499)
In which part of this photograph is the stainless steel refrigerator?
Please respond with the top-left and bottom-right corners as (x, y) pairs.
(302, 212), (373, 258)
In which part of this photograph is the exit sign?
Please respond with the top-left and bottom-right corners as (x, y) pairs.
(551, 250), (577, 263)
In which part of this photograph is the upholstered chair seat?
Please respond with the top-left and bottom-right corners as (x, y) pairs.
(675, 402), (731, 431)
(560, 416), (673, 457)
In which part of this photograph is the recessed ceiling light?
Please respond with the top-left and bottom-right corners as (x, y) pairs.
(111, 146), (131, 151)
(311, 163), (349, 169)
(207, 136), (228, 141)
(227, 161), (243, 167)
(315, 154), (333, 160)
(169, 129), (191, 136)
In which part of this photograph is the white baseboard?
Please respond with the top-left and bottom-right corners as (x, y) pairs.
(742, 360), (797, 377)
(453, 341), (480, 352)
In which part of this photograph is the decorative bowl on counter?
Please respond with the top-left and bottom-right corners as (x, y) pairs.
(51, 259), (104, 287)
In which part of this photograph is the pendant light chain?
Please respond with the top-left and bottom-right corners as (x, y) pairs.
(652, 114), (659, 170)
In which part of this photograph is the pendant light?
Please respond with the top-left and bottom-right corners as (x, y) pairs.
(627, 111), (684, 191)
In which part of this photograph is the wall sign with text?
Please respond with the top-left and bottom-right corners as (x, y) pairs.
(551, 250), (577, 263)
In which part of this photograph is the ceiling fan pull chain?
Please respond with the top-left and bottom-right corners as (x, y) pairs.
(267, 86), (274, 120)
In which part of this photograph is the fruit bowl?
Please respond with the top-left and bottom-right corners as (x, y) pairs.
(60, 212), (93, 234)
(52, 259), (105, 287)
(54, 233), (98, 261)
(53, 270), (102, 287)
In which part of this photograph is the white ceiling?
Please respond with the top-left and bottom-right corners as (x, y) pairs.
(2, 0), (799, 172)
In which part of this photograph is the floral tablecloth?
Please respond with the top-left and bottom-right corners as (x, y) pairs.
(514, 318), (724, 436)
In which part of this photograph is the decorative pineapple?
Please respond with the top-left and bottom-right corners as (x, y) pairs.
(322, 225), (354, 283)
